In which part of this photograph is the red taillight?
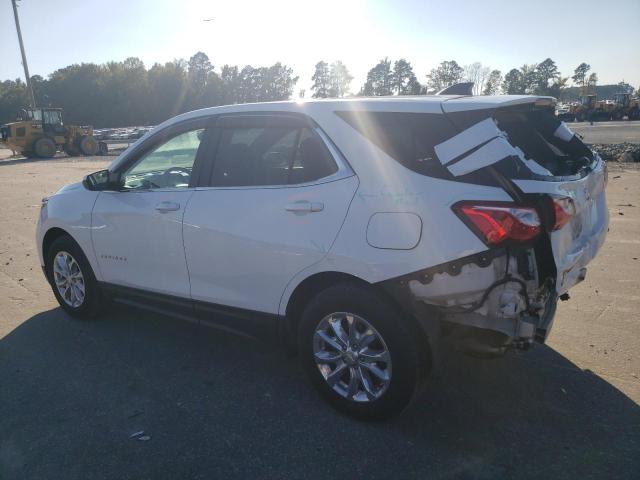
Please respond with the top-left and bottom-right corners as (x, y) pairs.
(552, 196), (575, 231)
(453, 202), (541, 246)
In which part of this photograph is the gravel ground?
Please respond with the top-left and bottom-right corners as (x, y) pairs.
(0, 157), (639, 479)
(589, 143), (640, 162)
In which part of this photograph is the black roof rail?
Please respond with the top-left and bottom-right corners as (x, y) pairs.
(437, 82), (474, 96)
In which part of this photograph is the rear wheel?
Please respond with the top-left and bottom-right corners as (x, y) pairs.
(79, 135), (98, 156)
(45, 235), (103, 319)
(34, 137), (56, 158)
(298, 282), (431, 420)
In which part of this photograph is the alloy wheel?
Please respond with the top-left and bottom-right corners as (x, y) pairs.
(313, 312), (392, 402)
(52, 251), (85, 308)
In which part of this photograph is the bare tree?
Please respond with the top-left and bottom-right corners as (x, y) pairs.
(463, 62), (491, 95)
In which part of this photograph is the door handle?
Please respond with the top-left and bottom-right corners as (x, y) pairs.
(285, 201), (324, 214)
(155, 201), (180, 213)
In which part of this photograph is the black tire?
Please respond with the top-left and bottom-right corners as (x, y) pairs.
(97, 141), (108, 156)
(297, 282), (431, 420)
(79, 135), (98, 156)
(34, 137), (56, 158)
(45, 235), (103, 319)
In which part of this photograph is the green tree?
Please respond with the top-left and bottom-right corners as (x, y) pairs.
(148, 60), (188, 122)
(572, 63), (591, 94)
(392, 59), (420, 95)
(534, 58), (559, 95)
(220, 64), (241, 104)
(361, 58), (393, 96)
(587, 72), (598, 95)
(0, 79), (30, 124)
(186, 52), (215, 109)
(483, 69), (502, 95)
(519, 64), (538, 94)
(311, 61), (330, 98)
(502, 69), (524, 94)
(188, 52), (213, 91)
(426, 60), (463, 92)
(261, 63), (298, 101)
(548, 76), (569, 100)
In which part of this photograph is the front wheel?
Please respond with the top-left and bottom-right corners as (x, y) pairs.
(34, 137), (56, 158)
(79, 135), (98, 156)
(45, 235), (103, 318)
(298, 282), (431, 420)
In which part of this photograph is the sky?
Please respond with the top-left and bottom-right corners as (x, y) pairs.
(1, 0), (639, 94)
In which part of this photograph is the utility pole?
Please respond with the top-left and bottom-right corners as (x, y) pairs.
(11, 0), (36, 108)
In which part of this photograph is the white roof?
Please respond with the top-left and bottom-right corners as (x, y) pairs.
(109, 94), (554, 171)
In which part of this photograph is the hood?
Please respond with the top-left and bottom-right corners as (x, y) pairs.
(55, 181), (84, 195)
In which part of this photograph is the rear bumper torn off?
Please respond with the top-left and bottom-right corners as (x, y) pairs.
(379, 248), (557, 353)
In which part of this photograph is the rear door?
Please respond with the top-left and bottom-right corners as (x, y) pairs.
(183, 114), (358, 320)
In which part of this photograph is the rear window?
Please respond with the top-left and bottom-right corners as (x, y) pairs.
(336, 111), (456, 172)
(445, 106), (594, 178)
(338, 108), (595, 182)
(336, 110), (501, 185)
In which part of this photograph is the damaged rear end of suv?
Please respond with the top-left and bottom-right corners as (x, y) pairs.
(341, 95), (609, 358)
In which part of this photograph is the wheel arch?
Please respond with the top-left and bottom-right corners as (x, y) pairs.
(283, 270), (431, 353)
(42, 227), (74, 260)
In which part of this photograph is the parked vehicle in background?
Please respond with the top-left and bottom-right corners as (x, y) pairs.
(36, 94), (608, 419)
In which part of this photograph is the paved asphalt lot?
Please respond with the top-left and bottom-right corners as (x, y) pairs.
(0, 155), (639, 479)
(569, 120), (640, 144)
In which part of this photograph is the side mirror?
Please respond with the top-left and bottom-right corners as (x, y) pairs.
(83, 169), (120, 191)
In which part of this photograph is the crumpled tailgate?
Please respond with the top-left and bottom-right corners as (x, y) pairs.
(513, 157), (609, 294)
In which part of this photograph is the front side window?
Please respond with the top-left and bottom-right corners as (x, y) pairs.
(210, 126), (337, 187)
(122, 129), (204, 190)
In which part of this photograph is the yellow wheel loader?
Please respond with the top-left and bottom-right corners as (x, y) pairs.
(0, 107), (107, 159)
(611, 93), (640, 120)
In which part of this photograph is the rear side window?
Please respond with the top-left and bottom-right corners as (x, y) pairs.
(336, 111), (458, 178)
(210, 126), (337, 187)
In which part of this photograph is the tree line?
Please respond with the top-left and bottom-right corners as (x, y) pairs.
(0, 52), (636, 127)
(0, 52), (298, 127)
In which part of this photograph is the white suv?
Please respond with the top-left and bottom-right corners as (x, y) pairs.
(37, 95), (608, 419)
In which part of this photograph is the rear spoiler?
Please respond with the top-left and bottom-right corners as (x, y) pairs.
(442, 95), (556, 113)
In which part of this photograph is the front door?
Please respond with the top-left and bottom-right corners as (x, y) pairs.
(92, 126), (208, 298)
